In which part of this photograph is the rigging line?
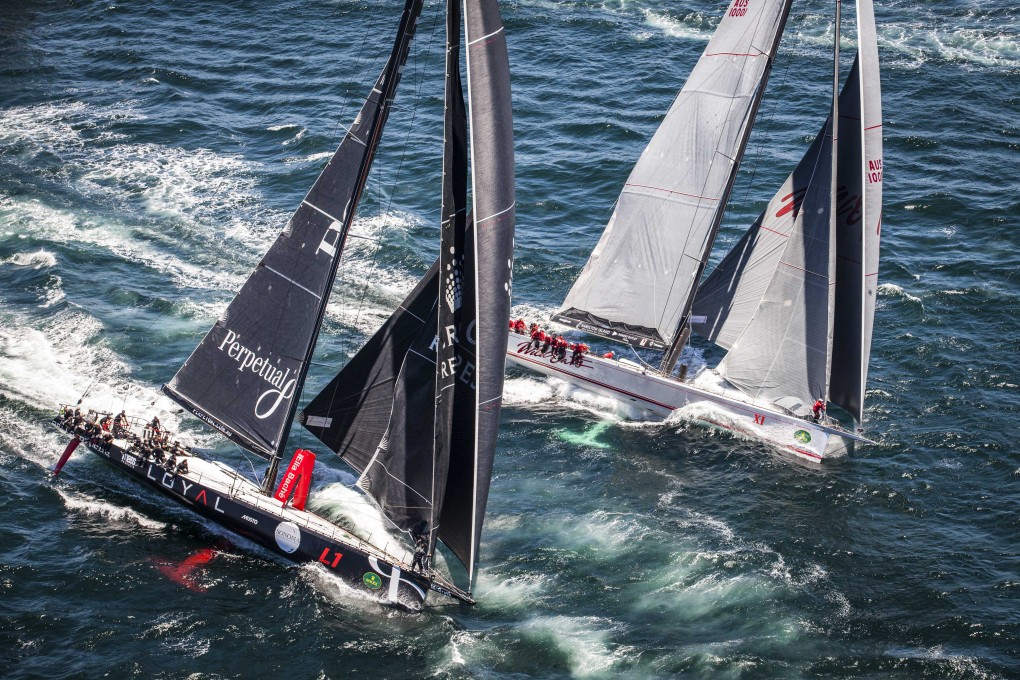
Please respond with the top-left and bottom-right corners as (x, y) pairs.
(310, 1), (445, 442)
(625, 343), (658, 372)
(239, 446), (264, 486)
(381, 0), (444, 218)
(732, 60), (792, 231)
(329, 9), (385, 146)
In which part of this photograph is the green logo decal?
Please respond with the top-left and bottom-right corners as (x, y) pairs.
(793, 429), (812, 444)
(363, 572), (382, 590)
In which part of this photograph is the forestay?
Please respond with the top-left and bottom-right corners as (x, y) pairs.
(553, 0), (792, 349)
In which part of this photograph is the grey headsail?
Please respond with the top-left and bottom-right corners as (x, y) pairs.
(693, 80), (838, 410)
(692, 60), (861, 352)
(829, 0), (883, 422)
(162, 0), (424, 459)
(553, 0), (792, 349)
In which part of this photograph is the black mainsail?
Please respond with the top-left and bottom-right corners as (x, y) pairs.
(301, 0), (515, 585)
(163, 0), (425, 473)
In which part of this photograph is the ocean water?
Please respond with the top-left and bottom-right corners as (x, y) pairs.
(1, 0), (1018, 677)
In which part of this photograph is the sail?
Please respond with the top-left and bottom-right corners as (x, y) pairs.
(430, 0), (471, 553)
(298, 260), (439, 470)
(553, 0), (792, 348)
(703, 111), (835, 410)
(693, 61), (860, 351)
(300, 0), (513, 582)
(829, 0), (882, 421)
(438, 0), (515, 583)
(162, 0), (423, 458)
(330, 0), (475, 542)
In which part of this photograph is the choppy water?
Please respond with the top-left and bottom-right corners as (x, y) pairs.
(1, 0), (1018, 677)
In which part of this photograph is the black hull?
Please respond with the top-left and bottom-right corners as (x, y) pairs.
(53, 420), (442, 610)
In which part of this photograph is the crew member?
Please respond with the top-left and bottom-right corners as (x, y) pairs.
(410, 522), (431, 572)
(812, 398), (825, 422)
(113, 410), (129, 437)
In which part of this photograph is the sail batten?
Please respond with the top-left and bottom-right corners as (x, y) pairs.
(555, 0), (793, 348)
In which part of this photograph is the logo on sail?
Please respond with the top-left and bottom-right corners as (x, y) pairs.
(217, 330), (297, 419)
(445, 250), (464, 312)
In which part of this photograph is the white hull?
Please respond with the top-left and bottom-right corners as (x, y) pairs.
(506, 332), (863, 462)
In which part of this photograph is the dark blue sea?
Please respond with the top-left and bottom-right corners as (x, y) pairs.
(1, 0), (1018, 677)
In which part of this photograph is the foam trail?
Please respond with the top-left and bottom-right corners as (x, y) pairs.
(557, 420), (613, 449)
(305, 482), (412, 564)
(55, 488), (166, 530)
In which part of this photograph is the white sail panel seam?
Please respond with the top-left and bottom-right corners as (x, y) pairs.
(476, 201), (515, 226)
(262, 265), (323, 300)
(301, 200), (340, 223)
(467, 26), (502, 46)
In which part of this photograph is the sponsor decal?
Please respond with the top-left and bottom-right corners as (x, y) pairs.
(430, 323), (477, 389)
(217, 330), (297, 420)
(793, 429), (812, 444)
(867, 158), (883, 185)
(514, 341), (591, 369)
(729, 0), (749, 17)
(368, 556), (427, 601)
(363, 572), (382, 590)
(776, 187), (808, 219)
(444, 252), (464, 313)
(190, 407), (232, 437)
(319, 547), (343, 568)
(274, 521), (301, 554)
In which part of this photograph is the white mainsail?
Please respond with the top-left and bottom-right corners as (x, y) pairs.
(553, 0), (793, 348)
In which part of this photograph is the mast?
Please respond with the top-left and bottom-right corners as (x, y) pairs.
(301, 0), (514, 585)
(658, 0), (792, 376)
(823, 0), (841, 405)
(261, 0), (424, 494)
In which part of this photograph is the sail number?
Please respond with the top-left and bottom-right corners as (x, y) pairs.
(729, 0), (749, 17)
(868, 159), (883, 184)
